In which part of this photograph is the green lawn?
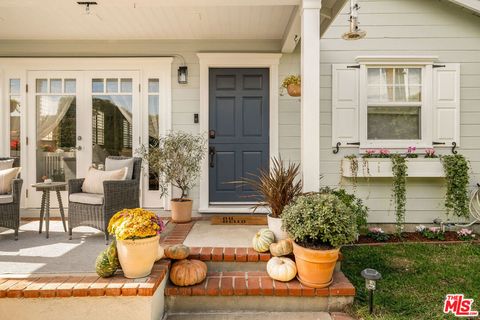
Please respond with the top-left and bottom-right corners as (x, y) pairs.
(341, 243), (480, 320)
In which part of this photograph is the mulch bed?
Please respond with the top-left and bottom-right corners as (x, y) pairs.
(356, 231), (476, 244)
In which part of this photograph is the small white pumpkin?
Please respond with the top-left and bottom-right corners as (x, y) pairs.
(266, 257), (297, 282)
(252, 228), (275, 253)
(155, 244), (165, 262)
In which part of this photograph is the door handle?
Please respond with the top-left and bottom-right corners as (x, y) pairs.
(209, 130), (216, 139)
(209, 146), (216, 168)
(75, 146), (82, 151)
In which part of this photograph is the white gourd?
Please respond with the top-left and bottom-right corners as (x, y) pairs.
(252, 228), (275, 253)
(266, 257), (297, 282)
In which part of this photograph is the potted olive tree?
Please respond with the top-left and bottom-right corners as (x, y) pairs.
(240, 157), (302, 240)
(282, 192), (357, 288)
(138, 131), (206, 223)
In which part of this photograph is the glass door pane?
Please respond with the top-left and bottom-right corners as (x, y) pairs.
(90, 77), (133, 169)
(9, 79), (21, 167)
(35, 78), (77, 182)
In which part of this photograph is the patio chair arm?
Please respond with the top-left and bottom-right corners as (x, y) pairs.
(11, 179), (23, 203)
(68, 178), (85, 195)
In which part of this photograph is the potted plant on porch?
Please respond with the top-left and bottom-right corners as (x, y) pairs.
(282, 192), (357, 288)
(138, 131), (206, 223)
(107, 208), (165, 278)
(239, 157), (302, 241)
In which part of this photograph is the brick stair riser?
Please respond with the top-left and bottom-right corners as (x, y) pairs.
(205, 261), (341, 272)
(165, 295), (354, 313)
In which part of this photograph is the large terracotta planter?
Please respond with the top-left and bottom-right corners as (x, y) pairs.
(287, 84), (301, 97)
(171, 199), (193, 223)
(116, 235), (160, 278)
(267, 214), (288, 241)
(292, 241), (339, 288)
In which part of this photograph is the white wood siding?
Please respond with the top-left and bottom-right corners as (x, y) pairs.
(321, 0), (480, 223)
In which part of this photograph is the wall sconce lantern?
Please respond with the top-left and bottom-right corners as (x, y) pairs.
(178, 66), (188, 84)
(361, 268), (382, 314)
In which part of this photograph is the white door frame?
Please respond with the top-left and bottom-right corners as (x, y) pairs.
(0, 57), (172, 209)
(197, 53), (282, 213)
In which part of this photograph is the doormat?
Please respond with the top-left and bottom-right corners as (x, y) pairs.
(211, 215), (267, 225)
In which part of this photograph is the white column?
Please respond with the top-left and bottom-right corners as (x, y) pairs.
(301, 0), (321, 191)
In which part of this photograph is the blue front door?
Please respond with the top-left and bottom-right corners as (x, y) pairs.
(208, 68), (270, 202)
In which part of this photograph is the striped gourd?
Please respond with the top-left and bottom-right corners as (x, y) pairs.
(252, 228), (275, 253)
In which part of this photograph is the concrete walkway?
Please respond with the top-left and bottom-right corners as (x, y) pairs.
(183, 220), (262, 248)
(166, 312), (356, 319)
(0, 221), (106, 276)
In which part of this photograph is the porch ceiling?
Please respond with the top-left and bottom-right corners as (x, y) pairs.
(0, 0), (343, 46)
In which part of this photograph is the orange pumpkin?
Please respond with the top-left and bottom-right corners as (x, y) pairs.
(169, 259), (207, 286)
(164, 244), (190, 260)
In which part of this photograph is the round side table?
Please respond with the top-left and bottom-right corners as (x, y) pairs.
(31, 182), (68, 239)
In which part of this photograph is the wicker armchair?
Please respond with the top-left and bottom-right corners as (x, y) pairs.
(68, 156), (142, 243)
(0, 157), (23, 240)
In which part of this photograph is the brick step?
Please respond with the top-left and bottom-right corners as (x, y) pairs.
(165, 271), (355, 313)
(188, 247), (343, 262)
(187, 247), (342, 272)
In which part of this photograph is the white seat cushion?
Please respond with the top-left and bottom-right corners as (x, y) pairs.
(81, 167), (127, 194)
(69, 193), (104, 205)
(105, 158), (135, 180)
(0, 194), (13, 204)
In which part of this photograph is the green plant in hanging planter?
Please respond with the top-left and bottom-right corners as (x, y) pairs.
(391, 154), (407, 235)
(441, 154), (470, 218)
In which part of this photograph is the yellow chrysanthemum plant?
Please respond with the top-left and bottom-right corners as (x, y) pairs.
(108, 208), (166, 240)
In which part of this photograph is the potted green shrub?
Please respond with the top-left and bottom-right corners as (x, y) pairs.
(281, 75), (301, 97)
(138, 131), (206, 222)
(239, 157), (302, 240)
(282, 192), (357, 288)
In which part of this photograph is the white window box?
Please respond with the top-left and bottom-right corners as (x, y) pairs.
(341, 158), (445, 178)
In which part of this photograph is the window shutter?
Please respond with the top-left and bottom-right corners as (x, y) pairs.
(433, 64), (460, 146)
(332, 64), (359, 147)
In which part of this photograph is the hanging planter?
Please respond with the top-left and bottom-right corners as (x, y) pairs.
(282, 75), (301, 97)
(287, 84), (301, 97)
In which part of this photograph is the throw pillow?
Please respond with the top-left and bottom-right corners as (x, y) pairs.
(0, 159), (14, 170)
(0, 167), (21, 194)
(82, 167), (127, 194)
(105, 158), (135, 180)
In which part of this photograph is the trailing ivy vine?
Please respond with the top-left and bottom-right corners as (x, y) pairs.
(441, 154), (470, 218)
(345, 154), (359, 186)
(391, 155), (407, 234)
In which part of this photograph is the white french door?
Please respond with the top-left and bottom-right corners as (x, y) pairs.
(27, 71), (88, 207)
(26, 70), (141, 208)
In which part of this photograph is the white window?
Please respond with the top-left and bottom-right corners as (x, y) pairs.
(332, 57), (460, 152)
(364, 66), (425, 148)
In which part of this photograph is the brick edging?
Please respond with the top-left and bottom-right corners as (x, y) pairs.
(345, 239), (480, 247)
(0, 260), (170, 299)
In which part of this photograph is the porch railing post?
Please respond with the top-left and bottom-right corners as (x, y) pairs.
(301, 0), (321, 192)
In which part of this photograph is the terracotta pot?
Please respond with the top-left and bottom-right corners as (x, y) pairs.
(267, 214), (288, 241)
(287, 84), (301, 97)
(292, 241), (339, 288)
(116, 235), (160, 279)
(171, 199), (193, 223)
